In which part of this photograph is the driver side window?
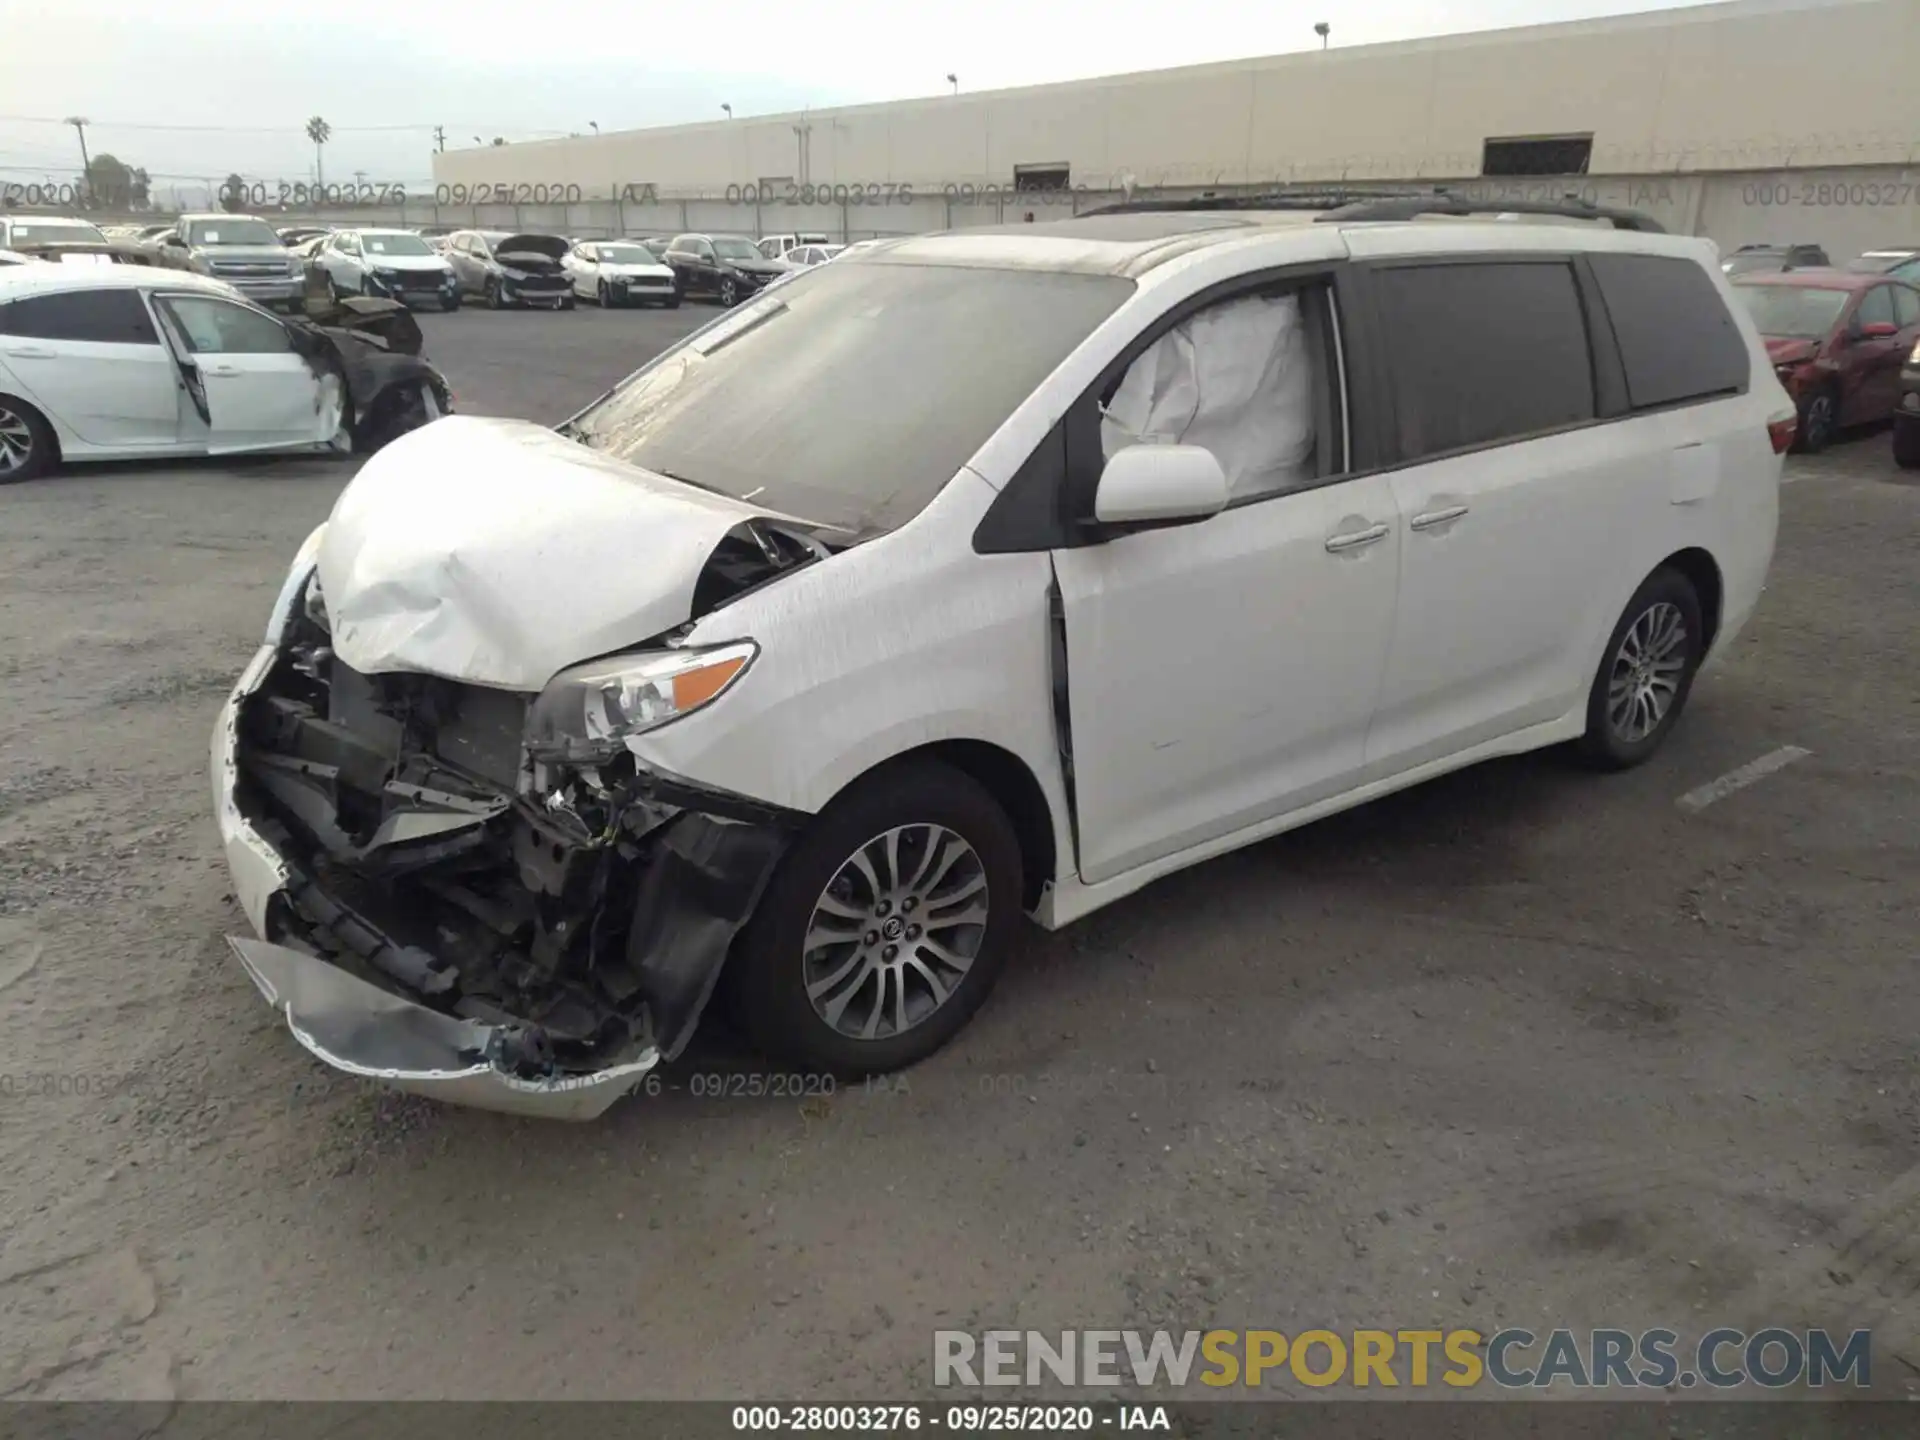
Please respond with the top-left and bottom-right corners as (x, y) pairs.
(162, 296), (292, 355)
(1096, 282), (1341, 505)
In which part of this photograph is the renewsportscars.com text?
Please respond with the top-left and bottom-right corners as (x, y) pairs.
(933, 1328), (1871, 1390)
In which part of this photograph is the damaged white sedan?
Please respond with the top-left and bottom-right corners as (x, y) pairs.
(215, 206), (1783, 1119)
(0, 266), (452, 483)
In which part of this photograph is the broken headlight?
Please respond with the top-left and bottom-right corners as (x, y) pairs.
(525, 641), (757, 762)
(266, 523), (328, 643)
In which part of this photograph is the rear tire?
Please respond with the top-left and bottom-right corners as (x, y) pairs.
(728, 761), (1022, 1078)
(0, 394), (55, 483)
(1573, 567), (1705, 771)
(1894, 415), (1920, 470)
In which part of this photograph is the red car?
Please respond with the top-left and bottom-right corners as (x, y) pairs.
(1732, 269), (1920, 452)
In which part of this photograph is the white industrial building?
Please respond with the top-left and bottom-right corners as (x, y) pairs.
(430, 0), (1920, 256)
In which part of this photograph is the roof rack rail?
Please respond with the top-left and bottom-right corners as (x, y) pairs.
(1315, 190), (1666, 233)
(1078, 187), (1433, 217)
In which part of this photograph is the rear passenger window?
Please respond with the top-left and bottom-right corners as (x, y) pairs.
(1587, 253), (1747, 410)
(0, 288), (158, 344)
(1374, 261), (1594, 462)
(1893, 286), (1920, 328)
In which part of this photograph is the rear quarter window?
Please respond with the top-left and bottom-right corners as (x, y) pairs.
(0, 287), (158, 344)
(1588, 253), (1749, 411)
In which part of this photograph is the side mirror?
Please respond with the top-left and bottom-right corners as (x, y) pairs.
(164, 234), (186, 247)
(1860, 320), (1899, 339)
(1094, 444), (1230, 526)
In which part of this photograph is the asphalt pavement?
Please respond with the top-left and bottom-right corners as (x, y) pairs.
(1, 305), (1917, 1402)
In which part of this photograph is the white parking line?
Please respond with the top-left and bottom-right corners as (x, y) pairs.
(1677, 746), (1812, 813)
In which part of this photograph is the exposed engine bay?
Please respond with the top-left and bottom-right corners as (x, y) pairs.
(229, 518), (823, 1084)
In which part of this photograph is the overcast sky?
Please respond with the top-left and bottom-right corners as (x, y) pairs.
(2, 0), (1687, 193)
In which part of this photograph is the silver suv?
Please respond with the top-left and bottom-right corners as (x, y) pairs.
(156, 213), (302, 309)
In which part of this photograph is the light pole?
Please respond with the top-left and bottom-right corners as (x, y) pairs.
(793, 110), (813, 185)
(947, 73), (958, 95)
(590, 121), (599, 134)
(1314, 21), (1329, 49)
(65, 117), (92, 204)
(721, 103), (733, 119)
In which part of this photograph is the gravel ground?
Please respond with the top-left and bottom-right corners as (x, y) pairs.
(2, 307), (1918, 1404)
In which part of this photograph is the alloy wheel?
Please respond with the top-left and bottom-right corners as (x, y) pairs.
(1802, 392), (1834, 451)
(0, 404), (35, 475)
(801, 824), (990, 1042)
(720, 277), (737, 306)
(1607, 601), (1688, 744)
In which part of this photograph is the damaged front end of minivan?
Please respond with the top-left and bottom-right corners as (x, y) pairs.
(216, 497), (828, 1119)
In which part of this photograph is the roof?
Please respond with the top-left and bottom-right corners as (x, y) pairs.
(0, 265), (243, 300)
(1732, 267), (1889, 290)
(854, 208), (1691, 278)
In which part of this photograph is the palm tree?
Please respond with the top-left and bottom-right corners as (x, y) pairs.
(305, 116), (332, 192)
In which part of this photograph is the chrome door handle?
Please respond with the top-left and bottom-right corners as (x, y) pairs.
(1410, 504), (1470, 531)
(1325, 522), (1390, 553)
(205, 363), (239, 376)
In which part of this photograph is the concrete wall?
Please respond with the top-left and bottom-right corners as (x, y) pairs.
(432, 0), (1919, 196)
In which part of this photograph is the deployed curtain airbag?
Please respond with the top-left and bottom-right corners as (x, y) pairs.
(1101, 293), (1316, 501)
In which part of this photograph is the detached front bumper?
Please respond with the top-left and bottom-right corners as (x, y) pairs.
(211, 637), (799, 1120)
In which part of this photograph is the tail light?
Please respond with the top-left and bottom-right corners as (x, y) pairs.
(1767, 415), (1797, 454)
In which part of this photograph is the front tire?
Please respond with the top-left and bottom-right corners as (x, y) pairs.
(719, 276), (738, 307)
(597, 280), (611, 308)
(1893, 415), (1920, 470)
(729, 761), (1022, 1077)
(1793, 384), (1838, 454)
(485, 277), (504, 311)
(1574, 567), (1705, 771)
(0, 394), (55, 483)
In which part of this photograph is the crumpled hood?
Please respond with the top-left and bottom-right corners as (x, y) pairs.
(316, 415), (785, 690)
(1763, 336), (1823, 365)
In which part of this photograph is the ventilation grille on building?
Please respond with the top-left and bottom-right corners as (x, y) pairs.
(1014, 164), (1071, 191)
(1481, 135), (1594, 177)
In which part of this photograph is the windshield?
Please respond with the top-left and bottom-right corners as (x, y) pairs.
(712, 238), (761, 261)
(9, 220), (106, 244)
(564, 261), (1133, 534)
(597, 244), (654, 264)
(363, 233), (433, 256)
(1735, 283), (1851, 339)
(186, 219), (280, 247)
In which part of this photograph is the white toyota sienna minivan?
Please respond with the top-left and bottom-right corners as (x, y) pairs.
(214, 198), (1791, 1118)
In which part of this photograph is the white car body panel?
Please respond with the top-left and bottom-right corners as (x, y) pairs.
(0, 334), (180, 447)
